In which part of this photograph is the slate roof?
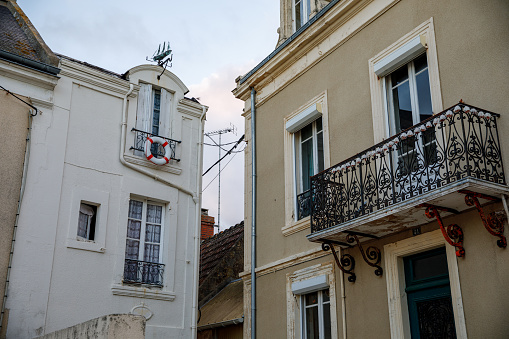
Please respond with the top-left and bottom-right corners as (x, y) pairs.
(0, 5), (39, 62)
(199, 221), (244, 285)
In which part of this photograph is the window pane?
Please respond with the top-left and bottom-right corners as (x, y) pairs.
(146, 204), (162, 224)
(316, 117), (323, 132)
(145, 224), (161, 243)
(391, 65), (409, 86)
(127, 219), (141, 239)
(144, 244), (160, 263)
(128, 200), (143, 220)
(295, 0), (301, 30)
(317, 130), (324, 173)
(152, 91), (161, 136)
(392, 81), (413, 132)
(412, 250), (449, 281)
(301, 122), (313, 141)
(413, 53), (428, 73)
(323, 302), (332, 339)
(301, 138), (314, 191)
(305, 306), (319, 339)
(125, 239), (140, 260)
(305, 291), (318, 305)
(78, 212), (89, 238)
(416, 68), (433, 119)
(322, 288), (330, 302)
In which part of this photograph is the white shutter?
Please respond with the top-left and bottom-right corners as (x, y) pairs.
(136, 84), (153, 132)
(159, 88), (172, 137)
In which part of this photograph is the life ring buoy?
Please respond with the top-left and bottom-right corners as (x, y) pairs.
(145, 136), (171, 165)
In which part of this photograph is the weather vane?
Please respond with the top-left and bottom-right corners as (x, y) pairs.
(147, 41), (173, 79)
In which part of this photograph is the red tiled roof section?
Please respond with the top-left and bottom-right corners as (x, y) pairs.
(199, 221), (244, 285)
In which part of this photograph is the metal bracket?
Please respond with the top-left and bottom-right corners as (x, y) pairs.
(321, 242), (356, 283)
(459, 190), (507, 248)
(345, 234), (383, 277)
(419, 203), (465, 257)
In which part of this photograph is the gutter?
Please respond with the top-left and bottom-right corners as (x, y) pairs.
(0, 49), (60, 75)
(250, 88), (257, 339)
(197, 317), (244, 331)
(238, 0), (341, 85)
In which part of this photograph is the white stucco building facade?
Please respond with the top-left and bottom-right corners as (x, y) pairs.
(3, 56), (207, 338)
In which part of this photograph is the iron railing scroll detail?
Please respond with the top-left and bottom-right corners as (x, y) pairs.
(123, 259), (165, 287)
(310, 103), (505, 234)
(130, 128), (181, 162)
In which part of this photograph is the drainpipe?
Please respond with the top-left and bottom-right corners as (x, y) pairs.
(119, 84), (196, 199)
(339, 249), (347, 339)
(250, 87), (257, 339)
(191, 106), (207, 338)
(0, 109), (34, 333)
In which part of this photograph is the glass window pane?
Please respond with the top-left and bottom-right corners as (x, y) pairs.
(144, 244), (160, 263)
(391, 65), (409, 86)
(323, 302), (332, 339)
(125, 239), (140, 260)
(305, 291), (318, 305)
(412, 250), (449, 281)
(78, 212), (89, 238)
(392, 81), (413, 132)
(416, 68), (433, 119)
(128, 200), (143, 220)
(301, 138), (314, 192)
(295, 0), (302, 30)
(127, 219), (141, 239)
(301, 123), (313, 141)
(317, 130), (324, 173)
(316, 117), (322, 132)
(146, 204), (162, 224)
(305, 306), (319, 339)
(322, 288), (330, 302)
(145, 224), (161, 243)
(413, 53), (428, 73)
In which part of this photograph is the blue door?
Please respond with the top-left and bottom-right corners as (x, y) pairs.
(404, 247), (457, 338)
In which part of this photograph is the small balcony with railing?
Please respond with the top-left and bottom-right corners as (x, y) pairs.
(123, 259), (165, 287)
(130, 128), (181, 162)
(307, 103), (508, 256)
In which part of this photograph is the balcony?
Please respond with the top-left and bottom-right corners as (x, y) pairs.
(130, 128), (181, 162)
(307, 103), (508, 247)
(123, 259), (165, 287)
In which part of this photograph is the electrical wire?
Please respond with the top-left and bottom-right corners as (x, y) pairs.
(202, 134), (244, 176)
(202, 150), (239, 192)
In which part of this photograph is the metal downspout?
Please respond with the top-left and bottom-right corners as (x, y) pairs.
(250, 87), (257, 339)
(0, 109), (34, 333)
(191, 106), (207, 338)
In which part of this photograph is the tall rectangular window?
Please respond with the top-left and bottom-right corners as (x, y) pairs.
(294, 0), (311, 31)
(386, 53), (436, 172)
(295, 117), (324, 220)
(301, 289), (331, 339)
(124, 199), (165, 286)
(77, 202), (97, 241)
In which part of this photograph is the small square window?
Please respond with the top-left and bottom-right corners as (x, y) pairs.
(77, 202), (97, 241)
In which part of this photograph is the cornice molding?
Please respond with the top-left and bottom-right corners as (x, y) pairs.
(177, 99), (207, 119)
(0, 59), (59, 89)
(127, 64), (189, 94)
(233, 0), (399, 106)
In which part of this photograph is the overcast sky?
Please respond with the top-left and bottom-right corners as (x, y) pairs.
(18, 0), (280, 231)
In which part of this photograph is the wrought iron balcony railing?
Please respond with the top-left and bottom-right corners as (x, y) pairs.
(310, 103), (505, 234)
(123, 259), (165, 287)
(130, 128), (181, 162)
(297, 190), (312, 220)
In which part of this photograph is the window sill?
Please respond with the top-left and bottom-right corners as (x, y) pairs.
(111, 284), (176, 301)
(123, 154), (182, 175)
(282, 216), (311, 236)
(66, 238), (105, 253)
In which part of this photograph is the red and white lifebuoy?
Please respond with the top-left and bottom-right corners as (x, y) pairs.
(145, 136), (171, 165)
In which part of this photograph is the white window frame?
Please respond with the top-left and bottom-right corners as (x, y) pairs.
(283, 92), (330, 236)
(286, 263), (338, 339)
(125, 198), (165, 264)
(300, 288), (332, 339)
(368, 18), (443, 144)
(384, 229), (467, 339)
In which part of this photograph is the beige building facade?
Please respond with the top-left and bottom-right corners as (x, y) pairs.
(234, 0), (509, 338)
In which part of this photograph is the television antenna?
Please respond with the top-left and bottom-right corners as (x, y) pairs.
(205, 123), (237, 230)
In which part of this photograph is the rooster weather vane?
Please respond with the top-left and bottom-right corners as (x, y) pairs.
(147, 42), (173, 79)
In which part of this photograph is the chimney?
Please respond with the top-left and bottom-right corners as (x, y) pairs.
(201, 208), (215, 240)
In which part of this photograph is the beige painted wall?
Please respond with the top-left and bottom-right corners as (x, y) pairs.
(241, 0), (509, 337)
(0, 93), (29, 330)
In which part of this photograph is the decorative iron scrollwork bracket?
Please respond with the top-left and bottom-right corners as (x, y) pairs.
(459, 190), (507, 248)
(345, 233), (383, 277)
(321, 242), (356, 282)
(419, 203), (465, 257)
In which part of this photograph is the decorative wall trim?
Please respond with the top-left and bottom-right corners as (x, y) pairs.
(0, 59), (59, 89)
(384, 229), (467, 339)
(111, 284), (176, 301)
(123, 154), (182, 175)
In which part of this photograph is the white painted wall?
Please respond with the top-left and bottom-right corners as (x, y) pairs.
(4, 60), (206, 338)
